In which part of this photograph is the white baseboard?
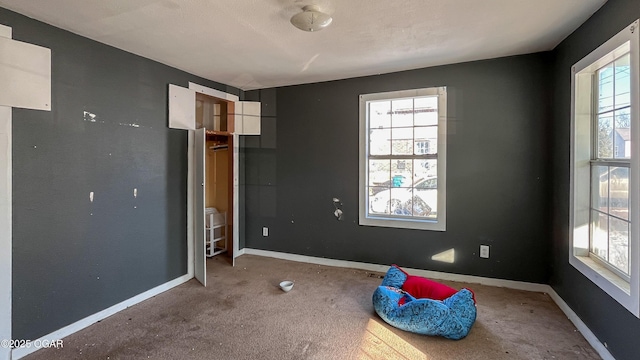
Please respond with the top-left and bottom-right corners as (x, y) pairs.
(241, 248), (548, 292)
(546, 289), (614, 360)
(240, 248), (614, 360)
(11, 249), (614, 360)
(12, 274), (192, 360)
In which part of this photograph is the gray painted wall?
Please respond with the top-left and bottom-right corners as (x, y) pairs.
(550, 0), (640, 359)
(244, 53), (552, 284)
(0, 8), (240, 340)
(7, 0), (638, 355)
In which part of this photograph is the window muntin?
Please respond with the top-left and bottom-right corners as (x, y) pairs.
(359, 87), (446, 231)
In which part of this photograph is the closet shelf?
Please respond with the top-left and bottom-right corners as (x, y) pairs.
(206, 129), (230, 136)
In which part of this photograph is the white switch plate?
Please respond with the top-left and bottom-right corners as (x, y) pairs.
(262, 227), (269, 237)
(480, 245), (490, 259)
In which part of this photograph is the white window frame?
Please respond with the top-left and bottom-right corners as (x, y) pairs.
(570, 19), (640, 317)
(358, 87), (447, 231)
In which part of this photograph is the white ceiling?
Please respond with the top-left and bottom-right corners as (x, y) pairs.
(0, 0), (606, 90)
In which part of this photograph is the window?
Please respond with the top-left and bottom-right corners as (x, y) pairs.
(359, 87), (447, 231)
(415, 140), (431, 155)
(570, 19), (640, 317)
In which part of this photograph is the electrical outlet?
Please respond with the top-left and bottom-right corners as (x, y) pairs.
(480, 245), (490, 259)
(262, 227), (269, 237)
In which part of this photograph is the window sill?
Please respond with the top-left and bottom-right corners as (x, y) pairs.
(570, 251), (638, 316)
(574, 255), (630, 295)
(359, 215), (445, 231)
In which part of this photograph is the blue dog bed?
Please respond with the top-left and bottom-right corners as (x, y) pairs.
(372, 266), (477, 340)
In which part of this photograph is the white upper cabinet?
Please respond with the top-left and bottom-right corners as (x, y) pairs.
(188, 82), (239, 102)
(168, 84), (196, 130)
(169, 82), (260, 135)
(0, 25), (51, 111)
(233, 101), (261, 135)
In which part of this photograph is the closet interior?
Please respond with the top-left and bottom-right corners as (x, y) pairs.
(196, 92), (232, 258)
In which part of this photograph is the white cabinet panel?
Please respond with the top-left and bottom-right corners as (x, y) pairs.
(0, 24), (11, 38)
(168, 84), (195, 130)
(242, 101), (260, 117)
(0, 36), (51, 111)
(188, 82), (239, 102)
(241, 115), (261, 135)
(232, 101), (261, 135)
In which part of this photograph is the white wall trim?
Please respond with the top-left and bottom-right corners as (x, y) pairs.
(5, 246), (615, 360)
(240, 248), (614, 360)
(242, 248), (548, 291)
(11, 274), (191, 360)
(0, 23), (12, 360)
(546, 288), (615, 360)
(0, 106), (11, 360)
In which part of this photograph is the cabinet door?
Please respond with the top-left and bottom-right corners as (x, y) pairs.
(241, 115), (261, 135)
(168, 84), (195, 130)
(0, 35), (51, 110)
(233, 101), (261, 135)
(194, 128), (206, 286)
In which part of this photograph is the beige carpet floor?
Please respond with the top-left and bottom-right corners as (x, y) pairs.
(24, 255), (600, 360)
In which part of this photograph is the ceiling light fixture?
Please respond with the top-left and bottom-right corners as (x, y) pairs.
(290, 5), (332, 32)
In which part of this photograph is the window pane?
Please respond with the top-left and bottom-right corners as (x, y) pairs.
(598, 63), (614, 113)
(614, 54), (631, 109)
(414, 96), (438, 126)
(368, 159), (390, 186)
(415, 159), (437, 179)
(609, 167), (629, 220)
(614, 108), (631, 159)
(410, 177), (438, 218)
(609, 216), (629, 275)
(390, 159), (413, 187)
(414, 126), (438, 155)
(369, 101), (391, 129)
(392, 99), (413, 127)
(388, 188), (409, 215)
(591, 165), (609, 213)
(369, 128), (390, 155)
(597, 112), (614, 158)
(391, 127), (413, 155)
(368, 187), (390, 215)
(591, 210), (609, 261)
(407, 192), (433, 218)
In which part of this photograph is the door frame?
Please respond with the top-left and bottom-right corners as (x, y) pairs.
(183, 84), (240, 278)
(1, 23), (52, 360)
(0, 105), (11, 360)
(1, 24), (12, 360)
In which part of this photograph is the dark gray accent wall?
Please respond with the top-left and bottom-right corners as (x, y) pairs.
(1, 8), (241, 340)
(243, 53), (552, 284)
(549, 1), (640, 359)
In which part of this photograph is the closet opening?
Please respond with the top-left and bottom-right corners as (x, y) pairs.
(196, 92), (234, 262)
